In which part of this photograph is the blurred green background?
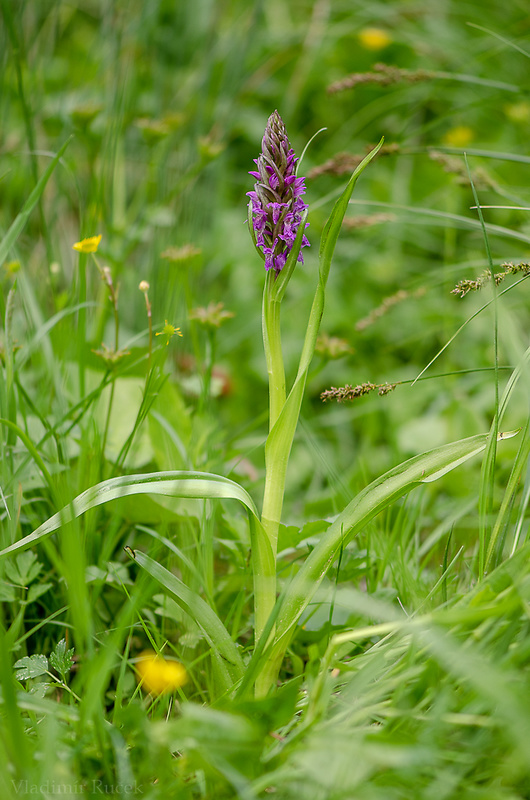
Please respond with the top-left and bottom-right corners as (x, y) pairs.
(3, 2), (530, 796)
(6, 1), (529, 508)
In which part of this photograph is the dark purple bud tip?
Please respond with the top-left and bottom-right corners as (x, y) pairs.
(247, 111), (310, 274)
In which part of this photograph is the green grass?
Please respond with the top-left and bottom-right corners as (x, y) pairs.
(2, 0), (530, 797)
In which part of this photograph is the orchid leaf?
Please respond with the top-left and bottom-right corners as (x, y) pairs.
(252, 431), (516, 690)
(264, 140), (385, 532)
(0, 471), (259, 559)
(319, 137), (384, 283)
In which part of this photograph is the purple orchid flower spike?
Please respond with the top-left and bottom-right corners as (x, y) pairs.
(247, 110), (310, 275)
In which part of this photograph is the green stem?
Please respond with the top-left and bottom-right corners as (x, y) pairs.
(262, 272), (286, 430)
(255, 280), (325, 696)
(77, 254), (87, 398)
(100, 271), (120, 473)
(101, 378), (116, 474)
(147, 305), (153, 369)
(199, 329), (216, 414)
(254, 273), (287, 681)
(260, 272), (288, 567)
(44, 671), (81, 703)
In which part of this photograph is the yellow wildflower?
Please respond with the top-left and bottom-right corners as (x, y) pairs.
(442, 126), (474, 148)
(358, 28), (392, 51)
(136, 651), (187, 695)
(72, 234), (102, 254)
(155, 320), (183, 345)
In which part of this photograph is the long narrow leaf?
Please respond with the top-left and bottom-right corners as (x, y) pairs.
(485, 420), (530, 571)
(0, 137), (72, 267)
(319, 137), (384, 283)
(0, 471), (259, 559)
(264, 140), (384, 519)
(263, 431), (515, 662)
(125, 548), (245, 685)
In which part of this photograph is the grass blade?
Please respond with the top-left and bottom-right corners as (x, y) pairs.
(260, 431), (516, 676)
(0, 471), (259, 559)
(0, 137), (72, 267)
(125, 548), (245, 683)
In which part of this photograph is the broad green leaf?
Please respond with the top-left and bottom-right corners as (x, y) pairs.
(4, 552), (42, 586)
(153, 704), (263, 790)
(95, 376), (154, 467)
(0, 467), (260, 693)
(0, 584), (16, 602)
(275, 431), (514, 640)
(26, 583), (53, 604)
(49, 639), (74, 681)
(14, 654), (49, 680)
(148, 381), (192, 471)
(0, 470), (260, 559)
(126, 548), (244, 687)
(17, 690), (79, 720)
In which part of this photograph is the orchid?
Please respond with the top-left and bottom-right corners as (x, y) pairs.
(247, 111), (310, 274)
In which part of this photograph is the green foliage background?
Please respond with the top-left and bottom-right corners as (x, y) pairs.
(2, 0), (530, 798)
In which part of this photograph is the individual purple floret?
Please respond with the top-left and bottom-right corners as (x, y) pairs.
(247, 110), (310, 274)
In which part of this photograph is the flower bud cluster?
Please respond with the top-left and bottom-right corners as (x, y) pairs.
(247, 111), (309, 273)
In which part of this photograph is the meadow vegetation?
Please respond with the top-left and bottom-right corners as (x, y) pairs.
(2, 1), (530, 797)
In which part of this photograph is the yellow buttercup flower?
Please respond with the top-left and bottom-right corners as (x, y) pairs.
(156, 320), (183, 345)
(72, 234), (102, 253)
(136, 651), (187, 695)
(358, 28), (392, 51)
(442, 126), (474, 148)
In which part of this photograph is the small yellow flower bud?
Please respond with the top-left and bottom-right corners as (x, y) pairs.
(72, 234), (102, 254)
(139, 280), (150, 292)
